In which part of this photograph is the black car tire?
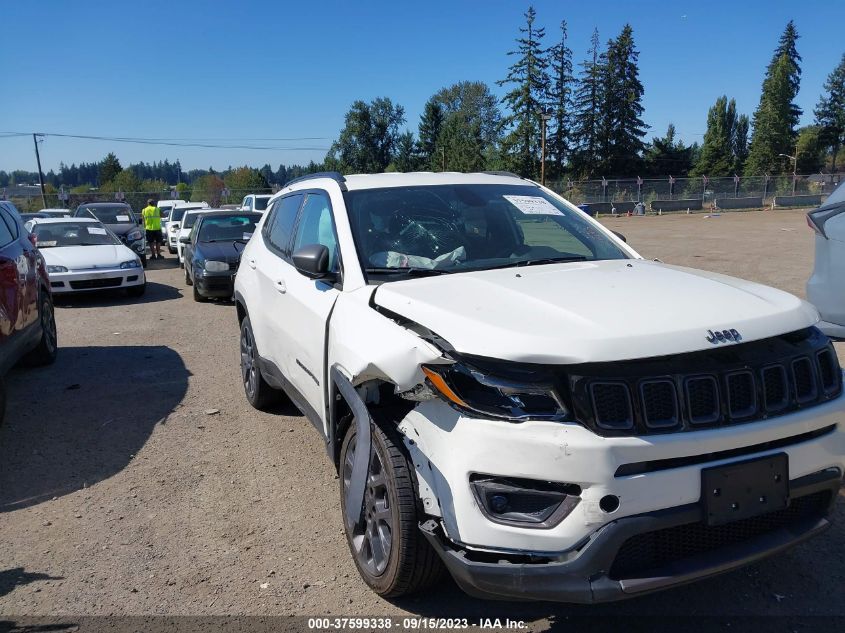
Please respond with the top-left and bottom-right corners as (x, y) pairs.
(192, 282), (207, 303)
(239, 316), (281, 410)
(141, 255), (148, 268)
(126, 282), (146, 298)
(185, 266), (193, 286)
(21, 292), (58, 367)
(340, 420), (443, 598)
(168, 246), (176, 254)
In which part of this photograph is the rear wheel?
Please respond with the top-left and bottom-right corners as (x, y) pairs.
(240, 316), (280, 410)
(22, 293), (58, 367)
(340, 420), (443, 597)
(0, 375), (6, 427)
(141, 255), (147, 268)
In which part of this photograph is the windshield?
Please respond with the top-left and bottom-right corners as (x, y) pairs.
(197, 213), (261, 242)
(345, 184), (627, 277)
(31, 221), (120, 248)
(76, 205), (134, 224)
(255, 197), (270, 210)
(183, 212), (205, 229)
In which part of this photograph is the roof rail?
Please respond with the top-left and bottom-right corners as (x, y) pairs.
(283, 171), (347, 191)
(481, 170), (526, 179)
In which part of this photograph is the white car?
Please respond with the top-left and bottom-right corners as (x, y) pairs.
(240, 194), (271, 214)
(234, 171), (845, 603)
(167, 201), (208, 254)
(156, 199), (184, 239)
(26, 217), (145, 296)
(176, 207), (224, 266)
(807, 182), (845, 337)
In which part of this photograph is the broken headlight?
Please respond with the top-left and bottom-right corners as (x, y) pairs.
(421, 363), (569, 422)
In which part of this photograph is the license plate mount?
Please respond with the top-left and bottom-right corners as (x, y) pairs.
(701, 453), (789, 526)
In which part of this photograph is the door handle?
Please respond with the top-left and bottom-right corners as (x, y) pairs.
(247, 258), (256, 269)
(275, 279), (287, 293)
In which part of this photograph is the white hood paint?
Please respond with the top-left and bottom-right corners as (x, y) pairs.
(41, 244), (137, 270)
(373, 259), (820, 364)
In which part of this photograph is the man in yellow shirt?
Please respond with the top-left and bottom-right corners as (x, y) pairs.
(141, 199), (163, 260)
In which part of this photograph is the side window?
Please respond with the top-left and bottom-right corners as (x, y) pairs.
(0, 209), (15, 247)
(292, 192), (339, 271)
(265, 194), (302, 256)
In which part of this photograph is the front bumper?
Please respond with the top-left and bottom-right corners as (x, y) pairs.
(421, 468), (840, 603)
(122, 237), (146, 258)
(196, 271), (235, 298)
(49, 267), (145, 293)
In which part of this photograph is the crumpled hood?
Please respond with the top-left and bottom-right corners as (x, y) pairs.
(41, 245), (137, 270)
(372, 259), (820, 364)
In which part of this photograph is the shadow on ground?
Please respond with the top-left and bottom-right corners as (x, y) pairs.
(0, 345), (189, 512)
(53, 281), (181, 308)
(0, 568), (63, 598)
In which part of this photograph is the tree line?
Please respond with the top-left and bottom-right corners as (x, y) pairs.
(4, 9), (845, 187)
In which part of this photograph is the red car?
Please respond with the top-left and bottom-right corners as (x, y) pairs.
(0, 200), (57, 425)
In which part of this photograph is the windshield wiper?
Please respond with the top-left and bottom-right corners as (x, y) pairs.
(365, 267), (453, 277)
(483, 256), (588, 271)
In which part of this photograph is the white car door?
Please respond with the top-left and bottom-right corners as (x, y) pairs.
(273, 190), (341, 430)
(249, 193), (304, 381)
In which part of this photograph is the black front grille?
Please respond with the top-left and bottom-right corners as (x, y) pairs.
(566, 328), (841, 436)
(590, 382), (632, 430)
(609, 491), (831, 580)
(69, 277), (123, 289)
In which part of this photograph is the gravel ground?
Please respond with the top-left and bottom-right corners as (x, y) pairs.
(1, 208), (843, 629)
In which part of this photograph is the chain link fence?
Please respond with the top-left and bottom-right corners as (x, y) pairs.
(547, 173), (844, 210)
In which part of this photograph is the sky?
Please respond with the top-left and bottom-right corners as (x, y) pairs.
(2, 0), (844, 174)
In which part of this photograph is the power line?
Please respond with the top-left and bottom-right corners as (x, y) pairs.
(0, 131), (331, 151)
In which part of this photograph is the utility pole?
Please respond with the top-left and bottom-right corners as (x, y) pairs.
(32, 133), (47, 208)
(539, 111), (551, 186)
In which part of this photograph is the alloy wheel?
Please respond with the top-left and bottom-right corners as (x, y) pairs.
(240, 325), (257, 399)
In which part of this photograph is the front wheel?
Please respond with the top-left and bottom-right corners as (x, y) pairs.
(185, 266), (193, 286)
(141, 255), (147, 268)
(239, 315), (281, 410)
(126, 282), (146, 298)
(340, 420), (443, 597)
(192, 282), (206, 302)
(21, 293), (58, 367)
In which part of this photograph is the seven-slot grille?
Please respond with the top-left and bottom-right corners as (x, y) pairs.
(568, 329), (841, 436)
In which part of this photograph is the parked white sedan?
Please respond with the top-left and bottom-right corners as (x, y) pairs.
(807, 182), (845, 337)
(25, 217), (146, 296)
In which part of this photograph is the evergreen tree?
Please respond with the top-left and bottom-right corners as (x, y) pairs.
(745, 53), (796, 175)
(691, 96), (740, 176)
(769, 20), (802, 130)
(814, 53), (845, 171)
(98, 153), (122, 186)
(596, 25), (647, 176)
(570, 29), (603, 177)
(795, 125), (826, 172)
(438, 112), (486, 172)
(393, 131), (418, 172)
(547, 20), (574, 178)
(497, 6), (550, 177)
(644, 124), (694, 176)
(417, 99), (444, 169)
(326, 97), (406, 173)
(733, 114), (750, 172)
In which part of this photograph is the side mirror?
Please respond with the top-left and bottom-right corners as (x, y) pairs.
(179, 236), (191, 244)
(292, 244), (331, 279)
(136, 216), (143, 225)
(612, 230), (627, 243)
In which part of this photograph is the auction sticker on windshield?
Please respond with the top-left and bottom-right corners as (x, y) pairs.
(503, 195), (563, 215)
(116, 215), (130, 222)
(87, 227), (107, 235)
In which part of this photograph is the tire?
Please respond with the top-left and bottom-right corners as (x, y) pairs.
(141, 255), (148, 269)
(185, 265), (193, 286)
(126, 282), (146, 298)
(21, 292), (58, 367)
(0, 375), (6, 428)
(340, 420), (443, 597)
(168, 246), (176, 254)
(239, 315), (280, 410)
(192, 282), (207, 302)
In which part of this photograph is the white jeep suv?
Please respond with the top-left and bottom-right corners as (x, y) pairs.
(234, 171), (845, 603)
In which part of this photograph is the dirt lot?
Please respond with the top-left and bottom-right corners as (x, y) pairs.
(1, 209), (843, 629)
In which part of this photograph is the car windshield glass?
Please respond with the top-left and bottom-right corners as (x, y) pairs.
(197, 213), (261, 241)
(254, 197), (270, 210)
(345, 184), (628, 278)
(170, 208), (192, 222)
(32, 222), (120, 248)
(183, 212), (205, 229)
(77, 205), (134, 224)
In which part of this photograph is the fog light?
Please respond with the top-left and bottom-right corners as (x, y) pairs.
(470, 474), (581, 529)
